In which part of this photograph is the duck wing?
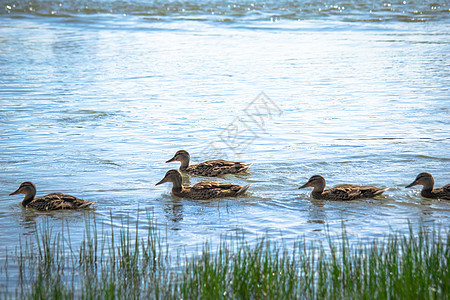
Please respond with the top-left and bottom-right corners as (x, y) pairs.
(188, 181), (249, 200)
(187, 160), (251, 177)
(28, 193), (95, 211)
(323, 184), (387, 201)
(359, 186), (389, 197)
(436, 184), (450, 200)
(325, 185), (363, 201)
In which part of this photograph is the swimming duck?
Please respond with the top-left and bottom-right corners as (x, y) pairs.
(406, 172), (450, 200)
(10, 182), (96, 211)
(166, 150), (251, 177)
(156, 169), (250, 200)
(299, 175), (389, 200)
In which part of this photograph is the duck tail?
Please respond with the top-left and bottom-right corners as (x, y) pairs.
(241, 163), (252, 172)
(79, 201), (97, 208)
(374, 187), (389, 196)
(237, 184), (251, 196)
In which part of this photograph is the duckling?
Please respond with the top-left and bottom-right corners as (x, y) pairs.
(166, 150), (251, 177)
(156, 169), (250, 200)
(10, 182), (96, 211)
(406, 172), (450, 200)
(299, 175), (389, 201)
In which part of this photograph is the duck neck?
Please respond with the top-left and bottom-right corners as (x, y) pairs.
(171, 175), (184, 193)
(421, 185), (435, 198)
(179, 157), (190, 170)
(311, 183), (325, 194)
(421, 189), (435, 198)
(312, 186), (325, 194)
(21, 192), (35, 207)
(420, 177), (434, 197)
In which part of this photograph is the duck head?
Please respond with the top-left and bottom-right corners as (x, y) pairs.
(10, 181), (37, 197)
(156, 169), (183, 188)
(10, 181), (37, 206)
(406, 172), (434, 189)
(166, 150), (190, 169)
(299, 175), (326, 193)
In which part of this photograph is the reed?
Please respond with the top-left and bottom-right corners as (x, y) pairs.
(1, 214), (448, 299)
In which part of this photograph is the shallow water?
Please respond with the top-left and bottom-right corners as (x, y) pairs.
(0, 0), (449, 291)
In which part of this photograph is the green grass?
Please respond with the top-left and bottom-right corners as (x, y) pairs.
(1, 214), (448, 299)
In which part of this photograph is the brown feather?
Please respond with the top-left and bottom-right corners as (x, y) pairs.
(10, 182), (95, 211)
(299, 175), (388, 201)
(406, 173), (450, 200)
(166, 150), (251, 177)
(317, 185), (389, 201)
(424, 184), (450, 200)
(28, 193), (96, 211)
(186, 160), (251, 177)
(156, 169), (250, 200)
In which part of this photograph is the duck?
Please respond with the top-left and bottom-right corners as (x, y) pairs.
(156, 169), (250, 200)
(166, 150), (251, 177)
(406, 172), (450, 200)
(298, 175), (389, 201)
(10, 181), (96, 211)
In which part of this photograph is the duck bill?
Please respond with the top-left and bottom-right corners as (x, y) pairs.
(405, 180), (417, 188)
(166, 156), (176, 163)
(298, 182), (310, 189)
(9, 188), (21, 196)
(155, 177), (168, 186)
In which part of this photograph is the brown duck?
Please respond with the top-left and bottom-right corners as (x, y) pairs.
(10, 182), (96, 211)
(166, 150), (251, 177)
(156, 169), (250, 200)
(406, 172), (450, 200)
(299, 175), (389, 200)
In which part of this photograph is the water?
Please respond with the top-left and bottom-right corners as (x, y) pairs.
(0, 0), (449, 289)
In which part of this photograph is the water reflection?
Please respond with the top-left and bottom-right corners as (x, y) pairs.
(17, 208), (96, 236)
(0, 10), (449, 279)
(17, 209), (40, 235)
(307, 199), (327, 226)
(164, 200), (184, 226)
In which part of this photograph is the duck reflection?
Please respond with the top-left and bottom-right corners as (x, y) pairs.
(164, 200), (184, 224)
(17, 207), (95, 236)
(306, 198), (327, 226)
(18, 209), (40, 235)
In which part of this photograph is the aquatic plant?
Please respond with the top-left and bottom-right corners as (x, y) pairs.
(0, 214), (448, 299)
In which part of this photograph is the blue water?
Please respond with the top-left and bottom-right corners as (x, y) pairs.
(0, 0), (449, 293)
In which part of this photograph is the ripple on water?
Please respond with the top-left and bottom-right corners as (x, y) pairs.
(0, 5), (449, 273)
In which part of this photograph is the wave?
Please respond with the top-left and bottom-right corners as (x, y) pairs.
(1, 0), (449, 23)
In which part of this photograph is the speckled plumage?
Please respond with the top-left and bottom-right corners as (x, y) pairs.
(156, 169), (250, 200)
(166, 150), (251, 177)
(10, 182), (96, 211)
(406, 172), (450, 200)
(299, 175), (389, 201)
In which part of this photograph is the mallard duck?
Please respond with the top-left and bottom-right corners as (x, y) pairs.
(166, 150), (251, 177)
(299, 175), (389, 200)
(156, 169), (250, 200)
(10, 182), (96, 211)
(406, 172), (450, 200)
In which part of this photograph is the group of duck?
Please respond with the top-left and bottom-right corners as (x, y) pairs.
(9, 149), (450, 211)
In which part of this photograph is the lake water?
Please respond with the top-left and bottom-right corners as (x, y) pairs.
(0, 0), (449, 289)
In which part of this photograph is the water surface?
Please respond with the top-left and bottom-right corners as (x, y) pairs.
(0, 0), (449, 291)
